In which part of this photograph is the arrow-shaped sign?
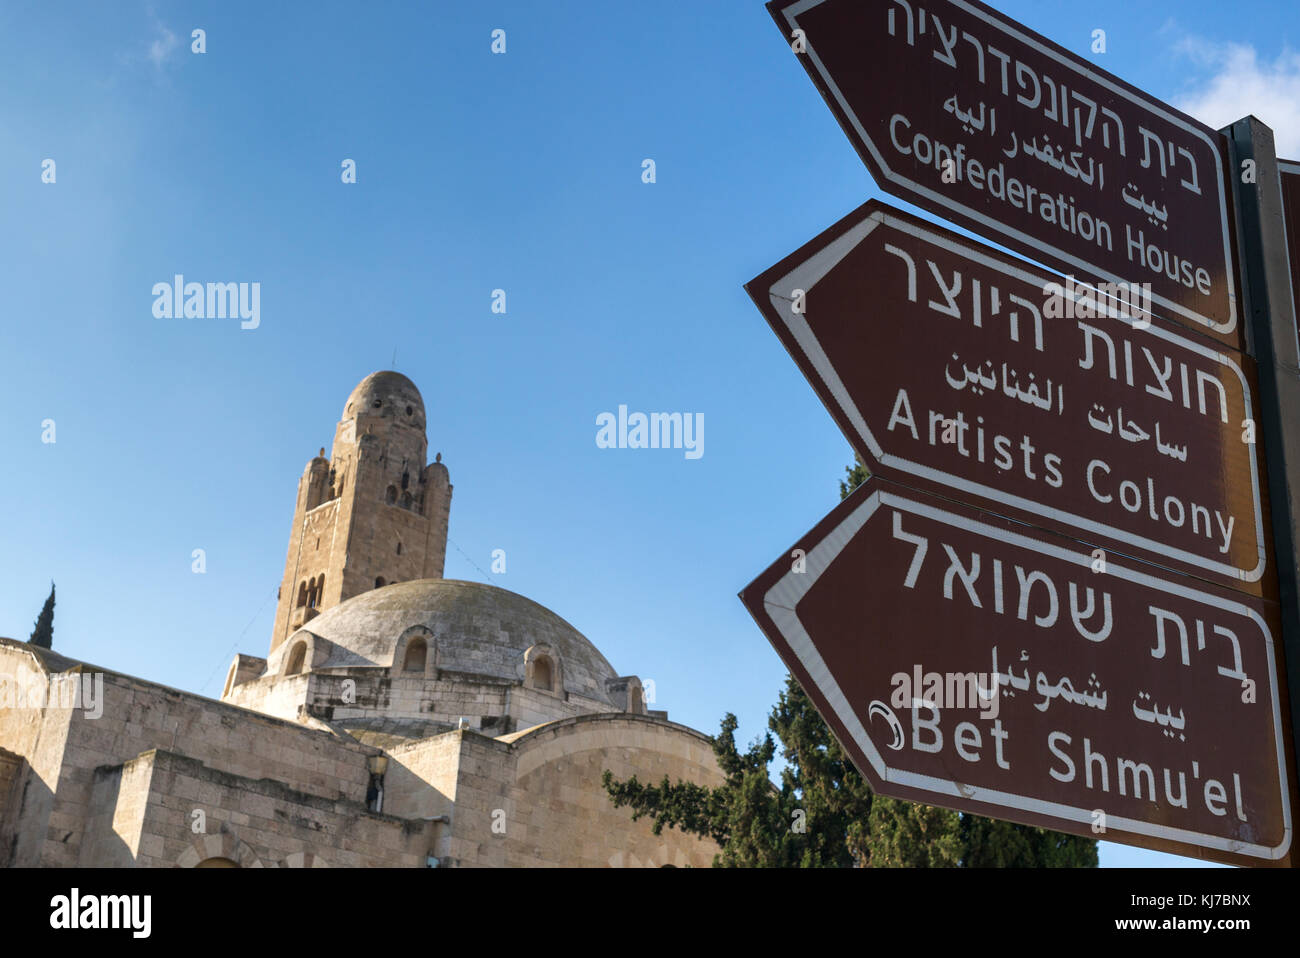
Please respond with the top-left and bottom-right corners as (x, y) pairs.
(740, 476), (1292, 866)
(746, 200), (1270, 594)
(767, 0), (1241, 347)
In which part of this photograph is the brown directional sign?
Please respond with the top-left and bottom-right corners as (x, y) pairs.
(1280, 159), (1300, 348)
(767, 0), (1240, 348)
(740, 476), (1293, 866)
(746, 200), (1270, 594)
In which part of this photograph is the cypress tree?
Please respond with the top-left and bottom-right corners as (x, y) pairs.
(29, 582), (55, 649)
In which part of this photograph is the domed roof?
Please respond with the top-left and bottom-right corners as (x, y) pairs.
(289, 579), (621, 705)
(343, 371), (425, 430)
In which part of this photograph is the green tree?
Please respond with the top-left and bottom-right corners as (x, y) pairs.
(603, 456), (1097, 867)
(29, 581), (55, 649)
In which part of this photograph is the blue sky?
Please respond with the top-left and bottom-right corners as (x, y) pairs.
(3, 0), (1297, 867)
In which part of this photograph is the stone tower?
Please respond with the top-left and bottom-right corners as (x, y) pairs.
(268, 371), (452, 655)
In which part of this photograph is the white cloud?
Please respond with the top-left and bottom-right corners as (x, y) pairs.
(147, 22), (179, 68)
(1173, 41), (1300, 158)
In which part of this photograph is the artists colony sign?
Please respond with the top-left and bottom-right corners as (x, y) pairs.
(746, 201), (1267, 589)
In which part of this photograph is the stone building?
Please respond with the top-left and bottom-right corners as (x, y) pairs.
(0, 372), (723, 867)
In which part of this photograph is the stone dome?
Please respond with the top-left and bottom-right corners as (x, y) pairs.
(343, 371), (426, 431)
(287, 579), (621, 705)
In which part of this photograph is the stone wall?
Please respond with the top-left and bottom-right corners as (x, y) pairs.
(428, 715), (724, 868)
(0, 640), (393, 867)
(0, 746), (25, 866)
(223, 670), (312, 722)
(108, 749), (433, 868)
(0, 644), (76, 866)
(0, 643), (725, 869)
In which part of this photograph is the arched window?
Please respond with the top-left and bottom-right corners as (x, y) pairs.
(315, 575), (325, 606)
(306, 577), (317, 609)
(403, 638), (427, 673)
(296, 581), (308, 608)
(396, 542), (402, 555)
(533, 656), (553, 692)
(524, 645), (561, 695)
(374, 577), (386, 589)
(401, 471), (409, 490)
(286, 642), (307, 676)
(195, 857), (239, 868)
(386, 485), (397, 505)
(401, 491), (413, 510)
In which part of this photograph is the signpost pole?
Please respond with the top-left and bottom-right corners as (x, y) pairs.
(1225, 116), (1300, 818)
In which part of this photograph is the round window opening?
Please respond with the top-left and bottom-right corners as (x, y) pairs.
(406, 405), (413, 416)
